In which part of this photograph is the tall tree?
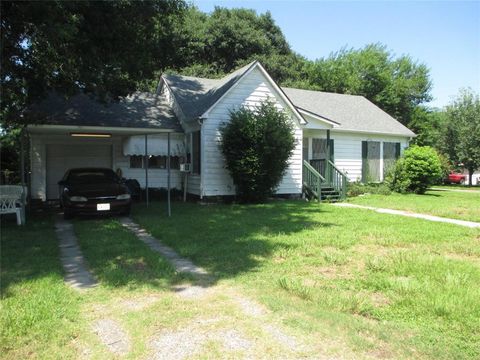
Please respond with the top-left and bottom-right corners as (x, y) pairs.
(1, 0), (186, 129)
(172, 6), (303, 82)
(442, 89), (480, 185)
(295, 44), (432, 126)
(409, 106), (446, 147)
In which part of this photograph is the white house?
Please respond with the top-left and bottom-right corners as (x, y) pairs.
(26, 61), (415, 201)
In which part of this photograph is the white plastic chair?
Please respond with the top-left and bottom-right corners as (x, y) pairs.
(0, 185), (27, 225)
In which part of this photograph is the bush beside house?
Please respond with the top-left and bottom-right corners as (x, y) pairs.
(220, 101), (296, 203)
(386, 146), (443, 194)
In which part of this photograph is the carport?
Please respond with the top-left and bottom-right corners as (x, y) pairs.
(25, 92), (184, 216)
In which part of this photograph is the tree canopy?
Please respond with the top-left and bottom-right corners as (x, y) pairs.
(1, 0), (187, 129)
(1, 3), (439, 148)
(441, 89), (480, 184)
(290, 44), (432, 126)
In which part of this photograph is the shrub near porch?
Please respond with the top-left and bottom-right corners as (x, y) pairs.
(133, 201), (480, 359)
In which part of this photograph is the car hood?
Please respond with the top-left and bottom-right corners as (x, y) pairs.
(67, 183), (128, 198)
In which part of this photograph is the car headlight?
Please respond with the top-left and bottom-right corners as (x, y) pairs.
(116, 193), (131, 200)
(69, 196), (88, 202)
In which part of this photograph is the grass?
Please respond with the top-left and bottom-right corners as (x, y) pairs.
(72, 217), (183, 290)
(3, 198), (479, 358)
(431, 184), (480, 191)
(0, 213), (82, 359)
(348, 189), (480, 222)
(133, 201), (480, 359)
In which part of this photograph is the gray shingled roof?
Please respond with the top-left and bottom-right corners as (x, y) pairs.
(282, 87), (415, 137)
(162, 61), (257, 121)
(28, 92), (183, 132)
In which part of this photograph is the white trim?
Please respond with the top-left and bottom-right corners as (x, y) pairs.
(379, 140), (384, 181)
(160, 76), (190, 129)
(201, 62), (306, 125)
(27, 124), (180, 135)
(297, 108), (337, 127)
(200, 128), (205, 198)
(331, 128), (414, 138)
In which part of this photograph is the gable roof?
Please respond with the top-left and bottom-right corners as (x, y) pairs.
(282, 87), (415, 137)
(27, 92), (183, 132)
(162, 62), (414, 137)
(161, 61), (257, 121)
(162, 61), (306, 125)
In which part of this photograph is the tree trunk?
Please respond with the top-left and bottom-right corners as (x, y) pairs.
(468, 168), (473, 187)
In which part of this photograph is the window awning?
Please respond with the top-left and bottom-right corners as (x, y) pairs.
(123, 134), (184, 156)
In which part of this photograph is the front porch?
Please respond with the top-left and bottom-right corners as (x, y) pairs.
(302, 129), (347, 202)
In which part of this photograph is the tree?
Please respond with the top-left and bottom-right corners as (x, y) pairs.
(295, 44), (432, 126)
(409, 106), (446, 147)
(220, 101), (296, 203)
(442, 89), (480, 185)
(1, 0), (187, 130)
(172, 6), (301, 81)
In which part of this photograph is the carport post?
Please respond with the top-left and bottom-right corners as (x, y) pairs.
(145, 134), (149, 207)
(167, 132), (171, 217)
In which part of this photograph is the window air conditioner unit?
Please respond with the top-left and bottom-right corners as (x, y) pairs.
(180, 163), (191, 172)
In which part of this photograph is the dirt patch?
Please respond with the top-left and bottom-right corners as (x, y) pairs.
(171, 284), (213, 299)
(91, 318), (130, 355)
(232, 295), (268, 318)
(149, 317), (253, 359)
(261, 324), (298, 349)
(120, 294), (161, 311)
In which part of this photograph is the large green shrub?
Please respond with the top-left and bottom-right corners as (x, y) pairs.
(386, 146), (443, 194)
(220, 101), (296, 202)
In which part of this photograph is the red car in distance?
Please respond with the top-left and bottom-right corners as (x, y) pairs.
(445, 172), (466, 184)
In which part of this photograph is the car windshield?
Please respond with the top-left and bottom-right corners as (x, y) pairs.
(67, 170), (119, 185)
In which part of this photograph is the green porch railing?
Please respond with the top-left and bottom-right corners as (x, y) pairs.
(327, 160), (348, 200)
(303, 160), (326, 202)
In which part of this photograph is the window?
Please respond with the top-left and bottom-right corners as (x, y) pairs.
(383, 142), (401, 177)
(192, 131), (201, 174)
(130, 155), (180, 170)
(362, 141), (381, 182)
(130, 155), (143, 168)
(148, 156), (166, 169)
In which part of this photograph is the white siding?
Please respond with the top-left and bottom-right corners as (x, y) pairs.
(29, 134), (182, 200)
(304, 130), (409, 182)
(201, 67), (303, 197)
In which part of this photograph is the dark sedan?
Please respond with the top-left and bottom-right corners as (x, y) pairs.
(59, 168), (132, 219)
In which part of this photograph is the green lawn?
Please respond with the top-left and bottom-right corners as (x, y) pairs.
(348, 189), (480, 222)
(2, 200), (479, 359)
(0, 213), (82, 359)
(133, 201), (480, 359)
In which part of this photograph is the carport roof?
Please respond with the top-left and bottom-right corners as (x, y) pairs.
(26, 92), (183, 132)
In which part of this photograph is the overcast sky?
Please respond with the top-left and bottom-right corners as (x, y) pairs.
(195, 0), (480, 108)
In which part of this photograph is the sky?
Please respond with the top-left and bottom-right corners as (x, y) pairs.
(194, 0), (480, 108)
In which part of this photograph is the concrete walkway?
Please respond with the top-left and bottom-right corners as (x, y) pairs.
(119, 217), (211, 279)
(55, 216), (97, 289)
(334, 203), (480, 228)
(430, 187), (480, 194)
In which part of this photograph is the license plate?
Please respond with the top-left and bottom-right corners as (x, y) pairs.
(97, 203), (110, 211)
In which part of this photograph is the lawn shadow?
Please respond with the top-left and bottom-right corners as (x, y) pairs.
(0, 211), (65, 298)
(1, 201), (336, 294)
(71, 215), (188, 291)
(132, 200), (336, 284)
